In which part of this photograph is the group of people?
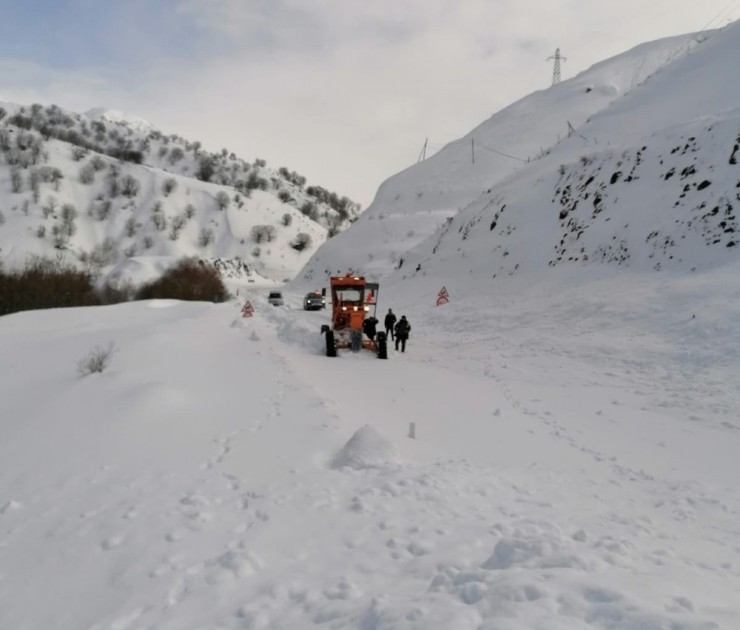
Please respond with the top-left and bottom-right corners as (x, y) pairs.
(362, 308), (411, 352)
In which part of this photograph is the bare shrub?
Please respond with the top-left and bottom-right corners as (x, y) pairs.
(59, 203), (77, 236)
(136, 258), (228, 302)
(120, 174), (141, 198)
(79, 164), (95, 184)
(169, 215), (187, 240)
(251, 224), (276, 243)
(281, 212), (293, 226)
(42, 196), (58, 218)
(291, 232), (313, 251)
(162, 177), (178, 196)
(124, 217), (140, 237)
(76, 342), (117, 376)
(52, 226), (69, 249)
(90, 155), (106, 171)
(97, 280), (136, 304)
(28, 169), (41, 202)
(94, 200), (112, 221)
(198, 227), (214, 247)
(215, 190), (230, 210)
(10, 169), (23, 193)
(0, 257), (99, 316)
(196, 156), (216, 182)
(151, 213), (167, 231)
(246, 172), (268, 191)
(168, 146), (184, 164)
(300, 201), (318, 220)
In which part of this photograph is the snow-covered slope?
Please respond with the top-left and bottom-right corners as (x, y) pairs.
(0, 102), (360, 285)
(298, 31), (703, 283)
(396, 21), (740, 285)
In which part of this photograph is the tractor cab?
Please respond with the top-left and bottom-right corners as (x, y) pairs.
(321, 274), (387, 359)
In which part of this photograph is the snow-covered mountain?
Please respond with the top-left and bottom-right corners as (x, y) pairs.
(298, 26), (737, 286)
(0, 102), (361, 285)
(2, 23), (740, 630)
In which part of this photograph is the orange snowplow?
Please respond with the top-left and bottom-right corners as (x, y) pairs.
(320, 274), (387, 359)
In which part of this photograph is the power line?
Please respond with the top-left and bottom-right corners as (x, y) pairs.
(415, 136), (527, 163)
(473, 140), (527, 162)
(696, 1), (737, 33)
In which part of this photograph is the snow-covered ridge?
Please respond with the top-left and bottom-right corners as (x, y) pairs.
(84, 107), (156, 134)
(392, 20), (740, 284)
(297, 30), (705, 284)
(0, 100), (361, 284)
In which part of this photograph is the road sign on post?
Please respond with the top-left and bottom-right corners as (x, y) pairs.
(436, 287), (449, 306)
(241, 300), (254, 317)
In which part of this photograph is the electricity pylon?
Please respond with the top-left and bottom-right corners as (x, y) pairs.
(548, 48), (566, 85)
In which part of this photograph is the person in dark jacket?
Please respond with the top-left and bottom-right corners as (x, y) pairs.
(363, 316), (378, 341)
(394, 315), (411, 352)
(384, 309), (397, 340)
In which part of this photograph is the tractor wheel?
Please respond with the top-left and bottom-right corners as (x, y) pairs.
(325, 330), (337, 357)
(376, 331), (388, 359)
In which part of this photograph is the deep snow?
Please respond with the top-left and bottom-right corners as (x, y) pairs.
(1, 264), (739, 629)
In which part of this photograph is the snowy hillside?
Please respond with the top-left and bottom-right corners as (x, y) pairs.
(0, 102), (360, 285)
(298, 29), (718, 284)
(396, 21), (740, 285)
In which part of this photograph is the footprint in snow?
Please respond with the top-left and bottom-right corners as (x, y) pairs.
(100, 536), (125, 550)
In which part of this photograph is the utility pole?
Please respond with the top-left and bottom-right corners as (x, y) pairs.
(471, 138), (475, 164)
(548, 48), (566, 85)
(417, 137), (428, 163)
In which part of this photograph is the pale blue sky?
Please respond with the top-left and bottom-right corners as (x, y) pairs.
(1, 0), (737, 206)
(0, 0), (219, 72)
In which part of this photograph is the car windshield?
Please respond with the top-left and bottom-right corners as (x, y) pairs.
(269, 292), (281, 298)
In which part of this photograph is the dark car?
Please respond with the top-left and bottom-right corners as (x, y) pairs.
(303, 292), (326, 310)
(268, 291), (284, 306)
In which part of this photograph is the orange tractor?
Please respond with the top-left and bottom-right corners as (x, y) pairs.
(320, 274), (388, 359)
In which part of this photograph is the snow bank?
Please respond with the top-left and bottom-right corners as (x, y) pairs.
(331, 425), (398, 470)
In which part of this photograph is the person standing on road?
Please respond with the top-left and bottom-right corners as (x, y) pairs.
(363, 315), (378, 341)
(394, 315), (411, 352)
(384, 308), (397, 340)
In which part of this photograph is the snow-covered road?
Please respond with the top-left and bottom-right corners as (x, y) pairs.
(1, 267), (739, 629)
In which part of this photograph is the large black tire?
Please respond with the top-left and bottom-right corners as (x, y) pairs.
(325, 330), (337, 357)
(376, 331), (388, 359)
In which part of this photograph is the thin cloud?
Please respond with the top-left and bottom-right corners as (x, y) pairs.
(0, 0), (737, 206)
